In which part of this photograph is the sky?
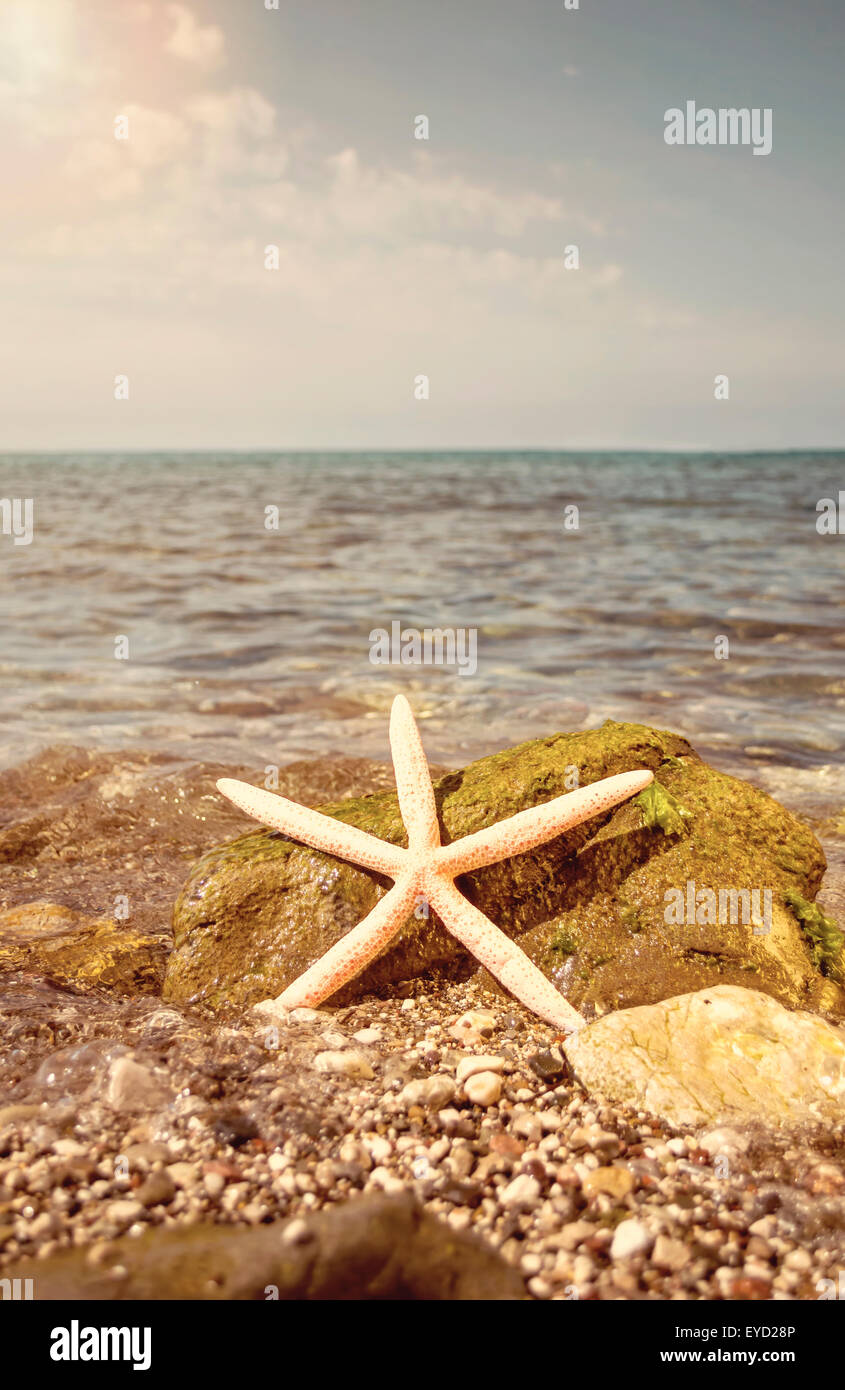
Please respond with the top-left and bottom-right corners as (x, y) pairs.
(1, 0), (843, 451)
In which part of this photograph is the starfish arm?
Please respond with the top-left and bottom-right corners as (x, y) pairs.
(436, 768), (654, 874)
(216, 778), (407, 877)
(389, 694), (440, 850)
(426, 878), (584, 1032)
(270, 875), (420, 1009)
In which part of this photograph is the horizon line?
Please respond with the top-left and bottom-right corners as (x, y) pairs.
(2, 444), (844, 458)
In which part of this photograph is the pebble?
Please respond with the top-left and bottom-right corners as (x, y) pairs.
(456, 1055), (506, 1083)
(312, 1050), (374, 1080)
(698, 1127), (750, 1157)
(784, 1248), (812, 1272)
(135, 1172), (176, 1207)
(499, 1174), (541, 1211)
(652, 1233), (690, 1272)
(338, 1139), (372, 1169)
(369, 1166), (405, 1193)
(280, 1218), (312, 1245)
(573, 1253), (594, 1284)
(556, 1220), (596, 1251)
(104, 1199), (145, 1228)
(527, 1050), (569, 1082)
(364, 1135), (392, 1163)
(52, 1139), (88, 1159)
(570, 1125), (621, 1159)
(610, 1219), (654, 1260)
(464, 1072), (502, 1107)
(449, 1010), (497, 1043)
(166, 1162), (200, 1190)
(512, 1113), (543, 1144)
(748, 1216), (777, 1239)
(581, 1165), (635, 1201)
(104, 1058), (172, 1114)
(211, 1109), (258, 1147)
(397, 1076), (456, 1109)
(352, 1028), (382, 1045)
(489, 1132), (524, 1158)
(29, 1211), (58, 1238)
(0, 1104), (41, 1128)
(122, 1142), (174, 1170)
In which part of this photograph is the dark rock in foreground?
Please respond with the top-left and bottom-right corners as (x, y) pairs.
(165, 720), (843, 1019)
(2, 1192), (525, 1300)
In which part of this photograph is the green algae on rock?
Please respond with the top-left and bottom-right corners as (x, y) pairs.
(785, 890), (845, 986)
(635, 780), (692, 837)
(164, 720), (842, 1019)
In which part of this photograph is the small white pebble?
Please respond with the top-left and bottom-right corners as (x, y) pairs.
(610, 1219), (653, 1261)
(499, 1174), (541, 1211)
(281, 1218), (312, 1246)
(352, 1028), (382, 1045)
(784, 1248), (812, 1272)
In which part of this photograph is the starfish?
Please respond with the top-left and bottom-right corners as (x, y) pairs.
(216, 696), (653, 1032)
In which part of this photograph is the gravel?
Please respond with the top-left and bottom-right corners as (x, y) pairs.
(1, 974), (844, 1300)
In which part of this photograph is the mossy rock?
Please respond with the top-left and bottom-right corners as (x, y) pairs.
(164, 720), (841, 1019)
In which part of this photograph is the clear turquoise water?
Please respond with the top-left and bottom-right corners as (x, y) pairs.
(2, 451), (845, 806)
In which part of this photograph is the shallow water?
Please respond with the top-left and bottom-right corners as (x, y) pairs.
(2, 451), (844, 811)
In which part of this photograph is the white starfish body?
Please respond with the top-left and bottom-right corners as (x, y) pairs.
(217, 695), (653, 1032)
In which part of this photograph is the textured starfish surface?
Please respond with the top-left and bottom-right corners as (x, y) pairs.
(217, 696), (654, 1032)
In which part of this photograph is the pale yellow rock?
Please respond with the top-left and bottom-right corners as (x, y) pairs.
(312, 1050), (374, 1080)
(563, 985), (845, 1128)
(463, 1071), (502, 1106)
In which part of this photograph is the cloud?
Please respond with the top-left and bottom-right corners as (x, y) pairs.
(164, 3), (225, 72)
(0, 0), (688, 450)
(317, 148), (569, 244)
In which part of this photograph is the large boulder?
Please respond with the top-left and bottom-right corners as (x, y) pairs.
(563, 984), (845, 1128)
(164, 721), (843, 1018)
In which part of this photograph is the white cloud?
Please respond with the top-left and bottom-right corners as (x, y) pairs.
(1, 1), (694, 449)
(164, 3), (225, 72)
(317, 148), (568, 243)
